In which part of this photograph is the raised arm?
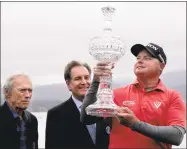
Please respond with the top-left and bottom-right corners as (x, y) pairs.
(80, 62), (113, 125)
(80, 80), (103, 124)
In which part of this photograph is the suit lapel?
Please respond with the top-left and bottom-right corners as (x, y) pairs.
(0, 102), (20, 144)
(68, 97), (81, 118)
(67, 97), (95, 146)
(1, 102), (17, 126)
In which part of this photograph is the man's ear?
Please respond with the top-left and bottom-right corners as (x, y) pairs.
(4, 88), (11, 99)
(65, 80), (72, 91)
(160, 63), (165, 71)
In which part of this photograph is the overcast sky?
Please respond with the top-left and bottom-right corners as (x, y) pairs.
(1, 2), (186, 85)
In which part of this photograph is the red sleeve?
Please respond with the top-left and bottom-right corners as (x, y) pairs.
(166, 90), (186, 129)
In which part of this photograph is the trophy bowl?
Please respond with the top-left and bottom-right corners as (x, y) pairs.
(85, 6), (125, 117)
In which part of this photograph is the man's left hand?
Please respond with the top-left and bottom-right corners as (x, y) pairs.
(115, 107), (140, 128)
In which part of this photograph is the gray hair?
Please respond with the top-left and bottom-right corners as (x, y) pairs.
(64, 60), (91, 81)
(3, 74), (31, 99)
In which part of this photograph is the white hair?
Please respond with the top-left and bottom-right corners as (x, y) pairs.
(3, 73), (31, 99)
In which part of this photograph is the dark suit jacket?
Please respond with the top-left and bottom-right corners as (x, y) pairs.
(45, 97), (110, 149)
(0, 102), (38, 149)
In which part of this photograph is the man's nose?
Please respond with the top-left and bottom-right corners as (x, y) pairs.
(137, 58), (143, 63)
(81, 78), (87, 84)
(24, 90), (32, 97)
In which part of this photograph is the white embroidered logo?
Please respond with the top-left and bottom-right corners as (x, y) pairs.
(123, 100), (135, 106)
(154, 101), (161, 109)
(147, 44), (158, 51)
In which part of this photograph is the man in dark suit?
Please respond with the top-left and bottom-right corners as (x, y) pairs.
(0, 74), (38, 149)
(45, 60), (111, 149)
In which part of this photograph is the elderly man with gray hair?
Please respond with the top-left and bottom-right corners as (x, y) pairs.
(0, 74), (38, 149)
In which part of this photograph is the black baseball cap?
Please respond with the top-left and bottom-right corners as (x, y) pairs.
(131, 43), (167, 64)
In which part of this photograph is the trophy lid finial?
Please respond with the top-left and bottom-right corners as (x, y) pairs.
(101, 6), (116, 16)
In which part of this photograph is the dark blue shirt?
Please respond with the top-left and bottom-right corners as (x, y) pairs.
(6, 101), (27, 149)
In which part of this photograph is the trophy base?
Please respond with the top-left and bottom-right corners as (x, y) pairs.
(86, 104), (119, 117)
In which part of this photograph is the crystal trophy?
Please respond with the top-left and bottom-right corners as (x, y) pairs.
(85, 6), (126, 117)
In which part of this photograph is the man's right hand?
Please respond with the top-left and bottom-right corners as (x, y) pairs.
(93, 62), (114, 82)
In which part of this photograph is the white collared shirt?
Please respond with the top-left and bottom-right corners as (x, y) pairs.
(72, 95), (82, 112)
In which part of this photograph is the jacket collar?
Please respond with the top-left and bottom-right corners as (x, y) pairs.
(5, 101), (28, 121)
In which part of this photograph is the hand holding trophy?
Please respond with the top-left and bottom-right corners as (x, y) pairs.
(85, 6), (126, 117)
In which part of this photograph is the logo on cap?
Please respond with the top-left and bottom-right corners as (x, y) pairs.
(147, 44), (158, 51)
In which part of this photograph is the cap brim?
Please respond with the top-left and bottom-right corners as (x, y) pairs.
(131, 44), (157, 58)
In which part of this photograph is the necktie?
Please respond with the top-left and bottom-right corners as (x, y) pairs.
(79, 105), (96, 144)
(16, 117), (26, 149)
